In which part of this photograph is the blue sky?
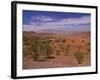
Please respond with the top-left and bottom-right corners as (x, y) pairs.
(23, 10), (91, 32)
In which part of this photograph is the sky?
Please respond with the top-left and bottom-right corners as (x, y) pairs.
(23, 10), (91, 32)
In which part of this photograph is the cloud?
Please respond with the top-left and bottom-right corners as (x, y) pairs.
(23, 24), (63, 31)
(42, 15), (90, 26)
(59, 16), (90, 25)
(23, 15), (90, 31)
(31, 15), (54, 22)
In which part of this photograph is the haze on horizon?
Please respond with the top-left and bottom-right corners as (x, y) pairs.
(23, 10), (91, 33)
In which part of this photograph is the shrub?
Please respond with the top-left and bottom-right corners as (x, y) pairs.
(62, 39), (66, 43)
(23, 34), (55, 61)
(72, 40), (75, 43)
(31, 40), (41, 61)
(51, 43), (54, 45)
(55, 40), (60, 43)
(87, 47), (90, 54)
(65, 45), (70, 56)
(82, 40), (84, 42)
(44, 42), (53, 58)
(74, 52), (84, 64)
(85, 42), (90, 54)
(87, 42), (90, 46)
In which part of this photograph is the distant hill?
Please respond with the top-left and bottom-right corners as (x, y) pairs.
(23, 31), (90, 39)
(38, 29), (71, 34)
(23, 31), (56, 38)
(69, 31), (90, 38)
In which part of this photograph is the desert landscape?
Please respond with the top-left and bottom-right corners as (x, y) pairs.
(23, 31), (91, 69)
(22, 10), (91, 69)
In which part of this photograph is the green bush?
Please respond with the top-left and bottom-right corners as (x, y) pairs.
(74, 52), (84, 64)
(24, 35), (55, 60)
(44, 42), (53, 58)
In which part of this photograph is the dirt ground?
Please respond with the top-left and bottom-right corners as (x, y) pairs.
(23, 32), (91, 69)
(23, 53), (90, 69)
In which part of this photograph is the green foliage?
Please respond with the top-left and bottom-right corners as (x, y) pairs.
(23, 35), (54, 61)
(74, 52), (84, 64)
(28, 38), (41, 61)
(45, 42), (53, 58)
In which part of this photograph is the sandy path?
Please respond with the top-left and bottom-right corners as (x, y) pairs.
(23, 54), (90, 69)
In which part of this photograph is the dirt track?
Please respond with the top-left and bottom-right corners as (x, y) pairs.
(23, 53), (90, 69)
